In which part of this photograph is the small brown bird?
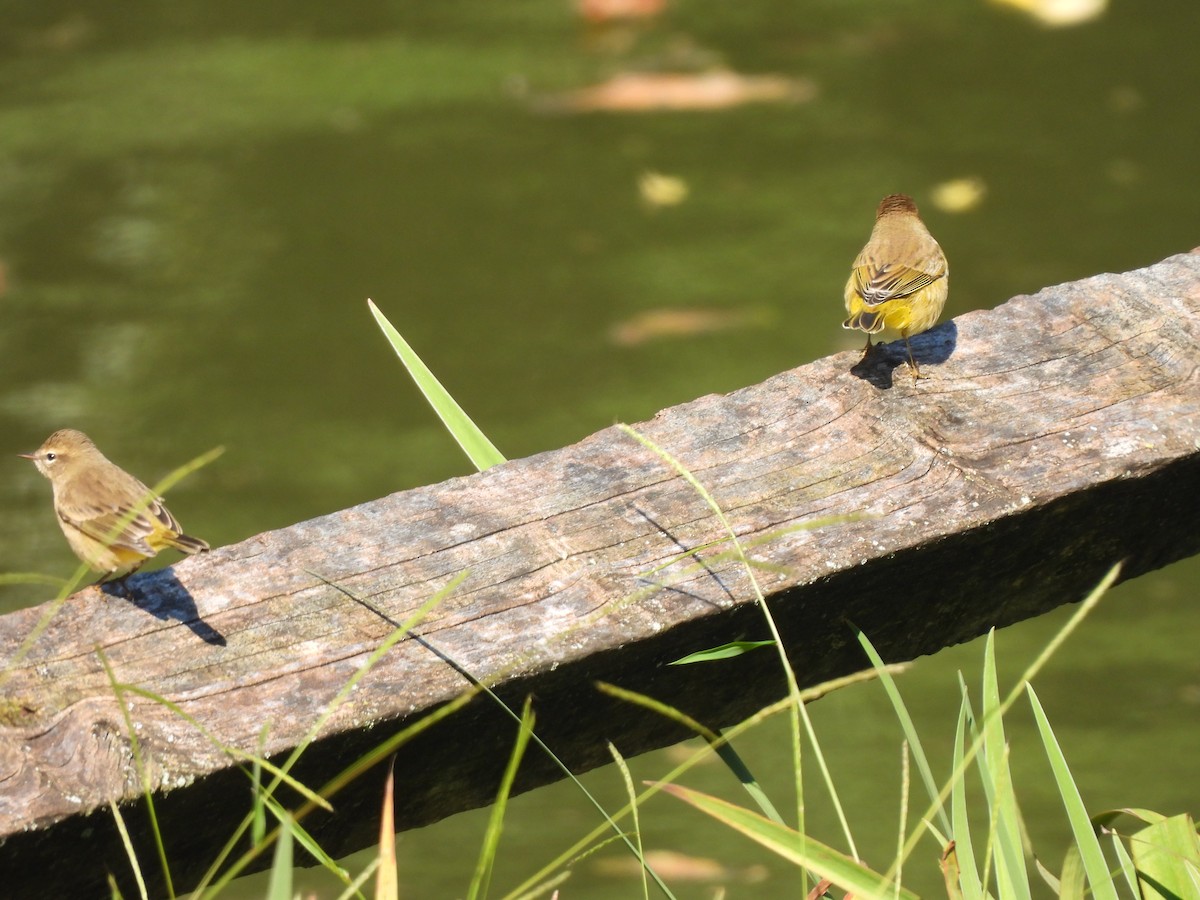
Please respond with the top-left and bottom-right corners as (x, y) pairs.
(843, 193), (949, 377)
(20, 429), (208, 582)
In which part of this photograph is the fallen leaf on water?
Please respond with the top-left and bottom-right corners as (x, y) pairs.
(593, 849), (769, 883)
(538, 69), (817, 113)
(989, 0), (1106, 27)
(610, 306), (772, 346)
(577, 0), (668, 24)
(638, 170), (689, 208)
(930, 177), (987, 213)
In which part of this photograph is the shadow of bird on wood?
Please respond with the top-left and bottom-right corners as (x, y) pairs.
(104, 569), (226, 646)
(850, 320), (958, 390)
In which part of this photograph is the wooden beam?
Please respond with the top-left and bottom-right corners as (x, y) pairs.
(2, 250), (1199, 898)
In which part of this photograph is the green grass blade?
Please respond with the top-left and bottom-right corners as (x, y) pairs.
(981, 631), (1032, 900)
(98, 651), (175, 900)
(368, 299), (506, 471)
(396, 666), (675, 898)
(1026, 684), (1117, 900)
(607, 743), (650, 900)
(506, 871), (573, 900)
(335, 858), (381, 900)
(1129, 813), (1200, 900)
(659, 783), (918, 900)
(1057, 847), (1087, 900)
(108, 801), (149, 900)
(1108, 829), (1141, 898)
(250, 727), (269, 845)
(896, 741), (911, 897)
(950, 692), (983, 900)
(502, 667), (894, 900)
(857, 629), (951, 836)
(468, 698), (536, 900)
(669, 641), (775, 664)
(597, 680), (784, 826)
(883, 566), (1120, 893)
(1094, 808), (1167, 830)
(264, 813), (294, 900)
(260, 792), (355, 891)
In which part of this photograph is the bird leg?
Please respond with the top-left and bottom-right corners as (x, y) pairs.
(92, 561), (144, 589)
(902, 335), (923, 379)
(859, 333), (874, 360)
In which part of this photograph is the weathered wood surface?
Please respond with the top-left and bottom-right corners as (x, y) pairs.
(2, 250), (1200, 898)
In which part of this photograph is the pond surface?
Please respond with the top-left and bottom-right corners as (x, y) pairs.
(1, 2), (1197, 897)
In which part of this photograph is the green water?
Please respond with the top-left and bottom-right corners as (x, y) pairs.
(1, 2), (1197, 897)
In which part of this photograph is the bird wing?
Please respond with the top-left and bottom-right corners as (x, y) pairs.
(59, 495), (181, 556)
(853, 262), (941, 307)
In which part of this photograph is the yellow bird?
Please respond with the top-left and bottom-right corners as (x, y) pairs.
(843, 193), (948, 377)
(20, 429), (209, 583)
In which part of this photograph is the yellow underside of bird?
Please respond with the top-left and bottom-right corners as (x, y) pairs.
(843, 275), (948, 339)
(59, 514), (207, 576)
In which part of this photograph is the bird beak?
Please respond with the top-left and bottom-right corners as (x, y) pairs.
(17, 452), (36, 460)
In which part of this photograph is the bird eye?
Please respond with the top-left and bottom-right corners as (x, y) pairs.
(45, 452), (56, 462)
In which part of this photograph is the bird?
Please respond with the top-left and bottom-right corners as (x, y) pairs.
(843, 193), (949, 378)
(19, 429), (208, 583)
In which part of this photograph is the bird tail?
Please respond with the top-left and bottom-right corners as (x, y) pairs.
(843, 311), (885, 333)
(168, 533), (210, 555)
